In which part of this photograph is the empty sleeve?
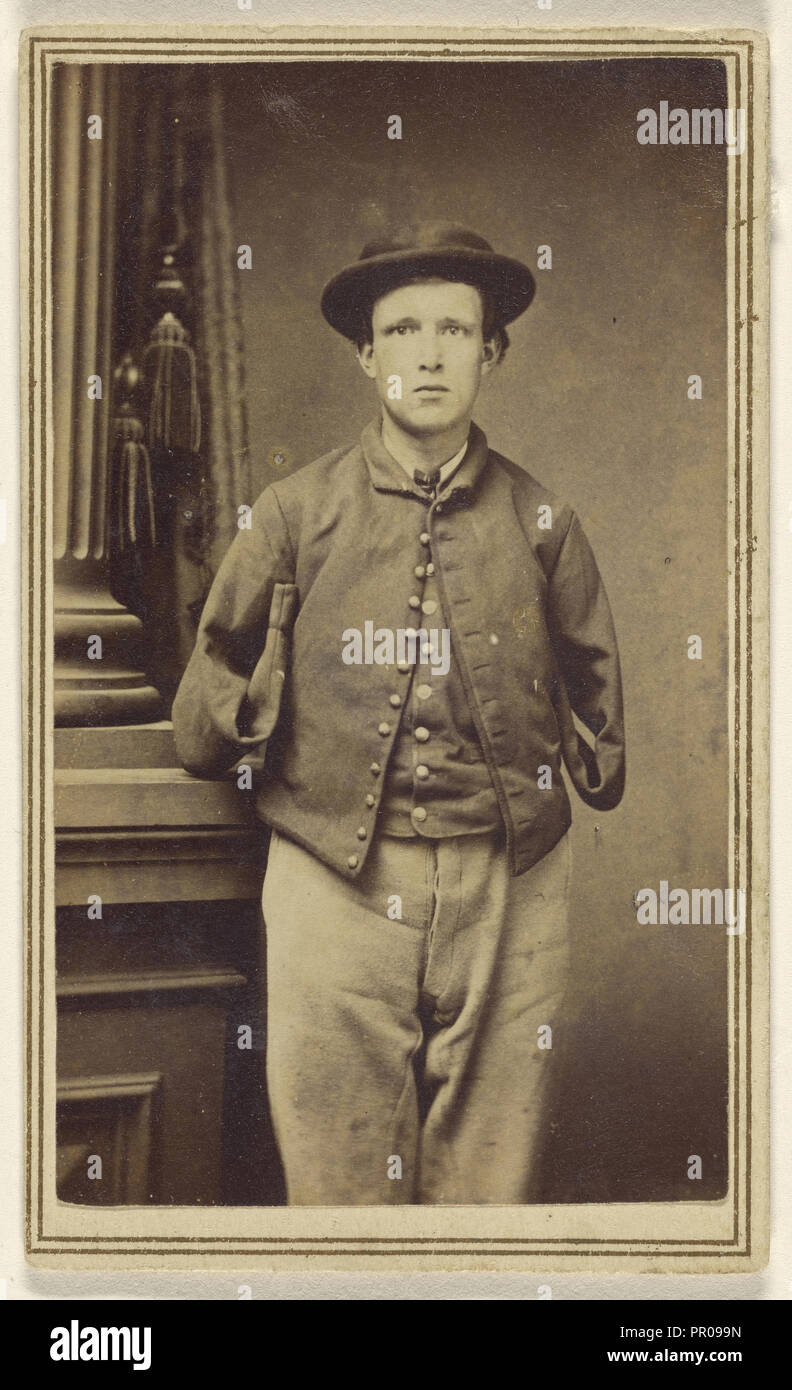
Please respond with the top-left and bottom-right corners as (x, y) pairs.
(546, 511), (626, 811)
(172, 487), (297, 778)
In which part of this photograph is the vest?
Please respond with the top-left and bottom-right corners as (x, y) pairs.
(378, 509), (502, 839)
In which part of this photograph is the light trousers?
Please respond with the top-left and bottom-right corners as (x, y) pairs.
(262, 826), (572, 1204)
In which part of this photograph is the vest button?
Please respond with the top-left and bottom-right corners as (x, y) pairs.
(412, 807), (428, 822)
(420, 531), (431, 545)
(421, 599), (437, 616)
(357, 826), (367, 840)
(378, 722), (391, 736)
(389, 693), (402, 708)
(408, 595), (421, 609)
(347, 855), (359, 870)
(425, 562), (435, 575)
(414, 565), (426, 579)
(415, 764), (430, 780)
(416, 683), (432, 700)
(370, 762), (381, 775)
(397, 660), (411, 673)
(414, 726), (430, 743)
(365, 793), (376, 807)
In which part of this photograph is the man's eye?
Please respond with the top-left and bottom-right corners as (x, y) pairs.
(444, 325), (462, 335)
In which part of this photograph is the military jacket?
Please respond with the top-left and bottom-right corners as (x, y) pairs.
(172, 417), (626, 878)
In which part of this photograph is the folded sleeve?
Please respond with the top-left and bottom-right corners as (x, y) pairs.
(172, 487), (297, 778)
(545, 511), (626, 810)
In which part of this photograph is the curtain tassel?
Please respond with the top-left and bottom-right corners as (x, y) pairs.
(143, 310), (202, 454)
(114, 412), (156, 550)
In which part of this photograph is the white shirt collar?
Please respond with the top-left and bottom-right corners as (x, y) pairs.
(388, 434), (470, 489)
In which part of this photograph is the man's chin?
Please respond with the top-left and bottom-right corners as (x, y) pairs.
(381, 402), (468, 438)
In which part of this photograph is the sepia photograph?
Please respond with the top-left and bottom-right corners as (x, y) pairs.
(22, 25), (768, 1270)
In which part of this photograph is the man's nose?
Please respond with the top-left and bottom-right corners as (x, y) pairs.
(418, 332), (444, 370)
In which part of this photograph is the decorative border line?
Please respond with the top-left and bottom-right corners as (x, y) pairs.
(22, 30), (761, 1264)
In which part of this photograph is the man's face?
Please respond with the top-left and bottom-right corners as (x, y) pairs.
(356, 278), (498, 438)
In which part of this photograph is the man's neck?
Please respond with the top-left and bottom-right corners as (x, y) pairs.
(380, 412), (471, 474)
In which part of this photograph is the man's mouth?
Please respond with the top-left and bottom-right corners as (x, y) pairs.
(414, 385), (449, 393)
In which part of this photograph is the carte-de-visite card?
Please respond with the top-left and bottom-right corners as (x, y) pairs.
(21, 24), (769, 1272)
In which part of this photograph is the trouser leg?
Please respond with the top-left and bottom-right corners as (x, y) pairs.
(417, 832), (572, 1204)
(262, 829), (433, 1204)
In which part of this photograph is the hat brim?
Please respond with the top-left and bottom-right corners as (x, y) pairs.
(320, 247), (536, 340)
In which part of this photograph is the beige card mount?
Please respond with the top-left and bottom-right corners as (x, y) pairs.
(21, 24), (769, 1271)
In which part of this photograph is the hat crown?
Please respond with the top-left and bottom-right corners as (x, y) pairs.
(358, 221), (495, 262)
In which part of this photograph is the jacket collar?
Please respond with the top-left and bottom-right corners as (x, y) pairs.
(360, 415), (491, 504)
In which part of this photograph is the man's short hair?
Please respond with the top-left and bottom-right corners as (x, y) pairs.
(354, 275), (511, 362)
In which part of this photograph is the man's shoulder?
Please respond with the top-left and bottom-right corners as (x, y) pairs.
(246, 440), (365, 538)
(486, 446), (572, 527)
(269, 439), (364, 499)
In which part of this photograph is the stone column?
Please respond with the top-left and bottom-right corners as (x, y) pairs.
(53, 63), (160, 726)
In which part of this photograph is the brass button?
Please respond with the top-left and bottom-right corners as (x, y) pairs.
(489, 633), (499, 645)
(389, 693), (402, 708)
(434, 504), (443, 515)
(408, 595), (421, 609)
(414, 565), (426, 579)
(365, 793), (376, 807)
(378, 722), (391, 736)
(414, 726), (430, 743)
(370, 762), (381, 776)
(421, 599), (437, 616)
(357, 826), (367, 840)
(415, 764), (430, 780)
(347, 855), (359, 870)
(420, 531), (431, 545)
(397, 660), (411, 673)
(416, 683), (432, 700)
(413, 807), (428, 822)
(425, 562), (435, 576)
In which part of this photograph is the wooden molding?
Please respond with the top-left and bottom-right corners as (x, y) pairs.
(56, 1070), (163, 1204)
(57, 964), (248, 1000)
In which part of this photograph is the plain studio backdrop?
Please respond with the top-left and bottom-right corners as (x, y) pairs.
(216, 56), (731, 1203)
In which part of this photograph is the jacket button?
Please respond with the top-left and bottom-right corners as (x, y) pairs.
(412, 807), (428, 822)
(414, 726), (430, 743)
(425, 562), (435, 575)
(370, 762), (381, 775)
(414, 565), (426, 579)
(365, 793), (376, 807)
(357, 826), (367, 840)
(415, 764), (430, 780)
(408, 595), (421, 609)
(420, 531), (431, 545)
(378, 722), (391, 736)
(421, 599), (437, 616)
(347, 855), (359, 870)
(389, 693), (402, 708)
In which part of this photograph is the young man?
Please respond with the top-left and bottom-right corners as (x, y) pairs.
(172, 222), (626, 1205)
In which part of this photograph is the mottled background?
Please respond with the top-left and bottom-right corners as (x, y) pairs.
(223, 57), (731, 1201)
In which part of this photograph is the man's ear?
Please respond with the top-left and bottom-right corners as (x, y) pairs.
(356, 342), (377, 379)
(480, 336), (501, 375)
